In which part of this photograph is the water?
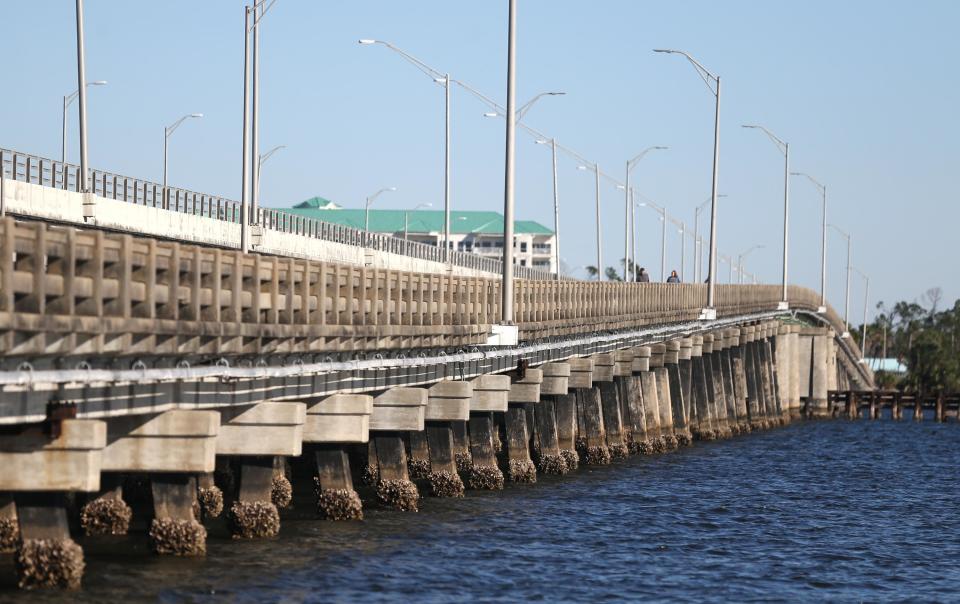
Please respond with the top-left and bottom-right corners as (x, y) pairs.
(3, 420), (960, 602)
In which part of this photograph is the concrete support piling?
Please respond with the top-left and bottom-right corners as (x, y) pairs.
(663, 340), (687, 446)
(371, 433), (420, 511)
(79, 476), (131, 537)
(534, 397), (568, 474)
(691, 336), (715, 440)
(553, 393), (580, 470)
(14, 493), (84, 589)
(467, 414), (505, 490)
(150, 474), (207, 554)
(229, 457), (280, 539)
(424, 423), (465, 497)
(599, 381), (629, 459)
(314, 446), (363, 520)
(576, 386), (611, 464)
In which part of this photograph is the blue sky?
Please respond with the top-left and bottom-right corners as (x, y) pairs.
(2, 1), (958, 320)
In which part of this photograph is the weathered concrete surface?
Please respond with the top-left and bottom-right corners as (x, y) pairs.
(304, 394), (372, 443)
(370, 388), (427, 432)
(540, 362), (571, 396)
(0, 420), (105, 492)
(102, 411), (218, 473)
(426, 381), (473, 422)
(216, 403), (306, 456)
(469, 374), (511, 412)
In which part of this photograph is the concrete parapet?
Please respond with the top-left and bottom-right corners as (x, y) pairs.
(469, 374), (511, 412)
(370, 388), (427, 432)
(0, 420), (106, 492)
(426, 381), (473, 422)
(567, 357), (594, 389)
(217, 403), (306, 457)
(540, 362), (571, 395)
(304, 394), (372, 443)
(102, 411), (218, 473)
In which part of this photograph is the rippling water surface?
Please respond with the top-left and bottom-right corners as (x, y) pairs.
(3, 420), (960, 602)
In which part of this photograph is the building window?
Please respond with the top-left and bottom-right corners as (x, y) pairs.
(520, 260), (527, 266)
(520, 242), (528, 252)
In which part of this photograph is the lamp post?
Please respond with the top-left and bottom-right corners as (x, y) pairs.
(851, 266), (870, 360)
(624, 146), (667, 280)
(256, 144), (285, 206)
(163, 113), (203, 201)
(791, 172), (828, 312)
(742, 124), (789, 308)
(638, 200), (668, 282)
(655, 49), (721, 318)
(736, 244), (765, 284)
(693, 193), (726, 282)
(364, 186), (397, 241)
(74, 0), (91, 193)
(679, 222), (686, 282)
(62, 80), (106, 171)
(359, 39), (459, 262)
(404, 202), (432, 241)
(502, 0), (517, 323)
(578, 164), (603, 281)
(536, 138), (562, 280)
(829, 224), (852, 336)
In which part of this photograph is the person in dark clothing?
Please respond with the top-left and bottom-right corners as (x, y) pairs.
(638, 267), (650, 283)
(666, 270), (680, 283)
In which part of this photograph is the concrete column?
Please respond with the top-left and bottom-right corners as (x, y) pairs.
(304, 394), (370, 519)
(713, 330), (739, 435)
(678, 338), (695, 432)
(467, 413), (504, 490)
(727, 328), (751, 432)
(653, 344), (676, 449)
(627, 347), (653, 453)
(706, 332), (732, 438)
(664, 339), (690, 446)
(0, 495), (17, 554)
(371, 432), (420, 510)
(642, 344), (665, 452)
(228, 458), (280, 538)
(79, 475), (130, 537)
(690, 335), (714, 440)
(553, 392), (580, 470)
(502, 369), (542, 482)
(789, 325), (802, 418)
(614, 350), (639, 453)
(599, 380), (629, 458)
(424, 423), (465, 497)
(759, 324), (783, 425)
(533, 396), (567, 474)
(575, 386), (611, 464)
(14, 493), (84, 589)
(450, 421), (471, 476)
(314, 445), (363, 520)
(811, 329), (830, 418)
(775, 324), (793, 422)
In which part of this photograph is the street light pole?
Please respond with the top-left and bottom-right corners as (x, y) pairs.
(742, 124), (789, 307)
(792, 172), (828, 312)
(654, 49), (721, 317)
(404, 202), (432, 241)
(736, 244), (764, 285)
(364, 187), (397, 241)
(163, 113), (203, 190)
(851, 266), (869, 359)
(256, 144), (285, 206)
(74, 0), (90, 194)
(595, 165), (602, 280)
(679, 222), (686, 282)
(502, 0), (517, 321)
(623, 146), (667, 280)
(830, 224), (852, 335)
(62, 81), (106, 172)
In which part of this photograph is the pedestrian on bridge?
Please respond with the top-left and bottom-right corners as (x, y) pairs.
(667, 270), (681, 283)
(638, 267), (651, 283)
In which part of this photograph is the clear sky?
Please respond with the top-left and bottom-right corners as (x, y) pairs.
(3, 1), (957, 320)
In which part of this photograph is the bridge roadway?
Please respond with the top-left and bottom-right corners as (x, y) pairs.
(0, 154), (873, 589)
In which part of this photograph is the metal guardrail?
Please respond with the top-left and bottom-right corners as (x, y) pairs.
(0, 147), (556, 280)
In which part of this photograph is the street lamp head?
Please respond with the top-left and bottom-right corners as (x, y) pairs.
(577, 165), (588, 171)
(90, 80), (108, 86)
(358, 39), (377, 45)
(434, 77), (447, 84)
(190, 113), (203, 118)
(652, 49), (677, 54)
(387, 187), (397, 191)
(546, 92), (566, 96)
(535, 139), (549, 145)
(483, 112), (499, 118)
(616, 185), (626, 190)
(654, 146), (668, 150)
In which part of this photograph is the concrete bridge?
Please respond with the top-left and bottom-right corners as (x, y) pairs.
(0, 150), (872, 589)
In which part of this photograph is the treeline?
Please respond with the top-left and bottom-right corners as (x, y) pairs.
(852, 288), (960, 393)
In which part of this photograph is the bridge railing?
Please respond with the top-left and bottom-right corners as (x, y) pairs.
(0, 217), (866, 369)
(0, 148), (554, 281)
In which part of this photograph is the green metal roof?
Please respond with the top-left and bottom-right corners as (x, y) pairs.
(283, 205), (553, 235)
(293, 196), (341, 210)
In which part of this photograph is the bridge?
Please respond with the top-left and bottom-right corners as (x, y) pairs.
(0, 148), (873, 588)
